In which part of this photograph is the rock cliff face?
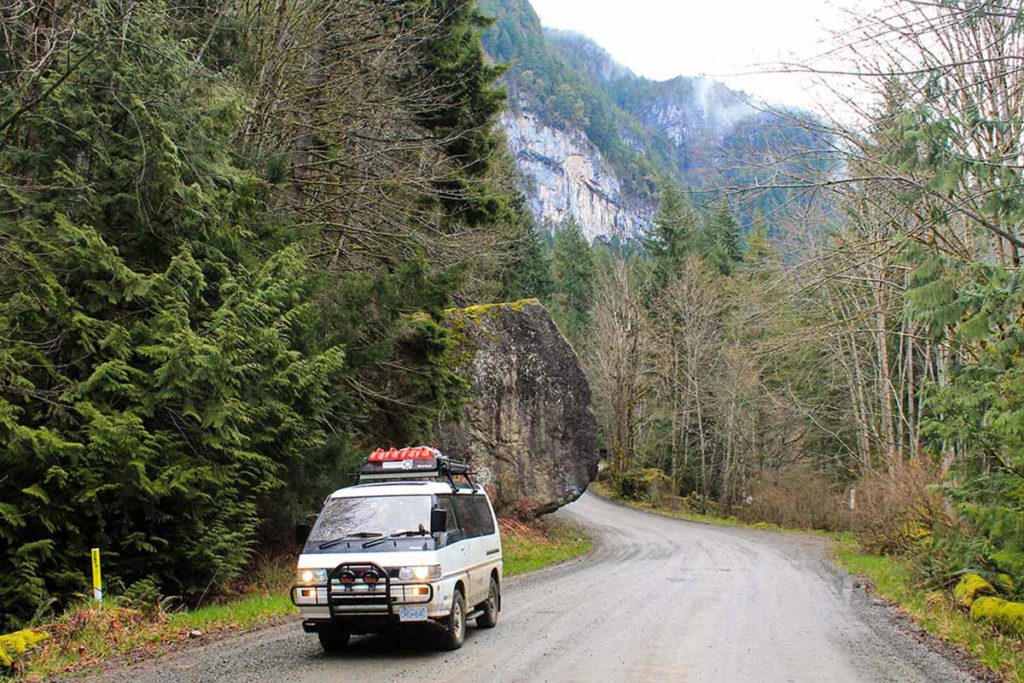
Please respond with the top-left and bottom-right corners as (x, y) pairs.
(433, 300), (598, 516)
(501, 110), (645, 241)
(482, 0), (833, 241)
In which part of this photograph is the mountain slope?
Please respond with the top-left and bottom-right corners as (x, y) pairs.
(480, 0), (831, 240)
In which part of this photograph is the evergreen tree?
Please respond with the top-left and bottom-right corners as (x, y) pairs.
(908, 258), (1024, 577)
(502, 221), (555, 302)
(743, 210), (778, 271)
(642, 183), (697, 291)
(550, 218), (596, 343)
(0, 3), (346, 627)
(419, 0), (513, 229)
(0, 3), (465, 628)
(704, 201), (744, 276)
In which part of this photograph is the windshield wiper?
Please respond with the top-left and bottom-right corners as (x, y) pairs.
(318, 531), (383, 550)
(362, 525), (430, 548)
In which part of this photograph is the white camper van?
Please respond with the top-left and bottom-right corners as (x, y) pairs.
(291, 447), (502, 652)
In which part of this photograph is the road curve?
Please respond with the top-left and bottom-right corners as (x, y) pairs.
(86, 492), (980, 683)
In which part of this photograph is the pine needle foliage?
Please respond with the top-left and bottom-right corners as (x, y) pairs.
(641, 184), (697, 293)
(0, 1), (475, 629)
(549, 218), (596, 344)
(912, 256), (1024, 579)
(0, 3), (352, 628)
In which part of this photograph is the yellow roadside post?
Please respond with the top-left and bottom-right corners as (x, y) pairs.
(91, 548), (103, 603)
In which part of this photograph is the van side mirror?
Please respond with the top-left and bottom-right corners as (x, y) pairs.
(295, 513), (316, 546)
(430, 507), (448, 534)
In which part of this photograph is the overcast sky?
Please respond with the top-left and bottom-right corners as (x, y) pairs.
(528, 0), (862, 113)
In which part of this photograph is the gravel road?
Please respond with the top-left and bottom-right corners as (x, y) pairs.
(85, 492), (982, 683)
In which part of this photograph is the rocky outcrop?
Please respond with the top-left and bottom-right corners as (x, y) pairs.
(484, 0), (833, 240)
(433, 299), (598, 516)
(500, 110), (647, 241)
(637, 77), (756, 148)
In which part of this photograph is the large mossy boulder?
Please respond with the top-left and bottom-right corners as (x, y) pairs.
(433, 299), (598, 516)
(970, 596), (1024, 635)
(954, 573), (996, 608)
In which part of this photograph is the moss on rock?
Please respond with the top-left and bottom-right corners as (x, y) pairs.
(445, 298), (540, 320)
(0, 628), (48, 668)
(955, 573), (996, 608)
(997, 573), (1016, 594)
(970, 595), (1024, 635)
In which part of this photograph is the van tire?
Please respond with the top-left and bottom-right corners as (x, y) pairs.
(476, 576), (500, 628)
(318, 626), (350, 653)
(440, 589), (466, 650)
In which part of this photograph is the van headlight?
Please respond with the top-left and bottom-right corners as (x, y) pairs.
(397, 565), (441, 581)
(297, 568), (328, 585)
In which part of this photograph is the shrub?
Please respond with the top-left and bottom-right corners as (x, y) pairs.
(738, 464), (843, 530)
(117, 577), (167, 614)
(620, 468), (671, 503)
(848, 460), (946, 555)
(0, 629), (48, 668)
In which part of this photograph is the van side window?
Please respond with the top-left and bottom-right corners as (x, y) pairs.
(451, 494), (482, 538)
(471, 496), (495, 536)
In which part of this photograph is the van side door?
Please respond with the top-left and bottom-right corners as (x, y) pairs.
(450, 493), (484, 603)
(475, 495), (501, 582)
(434, 495), (466, 607)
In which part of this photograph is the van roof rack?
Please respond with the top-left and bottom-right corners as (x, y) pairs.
(357, 446), (476, 493)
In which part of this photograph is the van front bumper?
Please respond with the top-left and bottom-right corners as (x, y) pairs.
(292, 561), (454, 629)
(293, 581), (437, 610)
(298, 582), (447, 635)
(292, 582), (434, 608)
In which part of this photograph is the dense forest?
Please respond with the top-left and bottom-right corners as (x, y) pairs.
(551, 0), (1024, 613)
(4, 0), (1024, 653)
(0, 0), (541, 630)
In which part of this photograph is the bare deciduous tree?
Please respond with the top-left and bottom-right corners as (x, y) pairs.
(587, 259), (655, 490)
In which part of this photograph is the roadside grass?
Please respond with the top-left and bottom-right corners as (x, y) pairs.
(833, 535), (1024, 682)
(501, 518), (592, 577)
(9, 520), (592, 680)
(10, 557), (299, 682)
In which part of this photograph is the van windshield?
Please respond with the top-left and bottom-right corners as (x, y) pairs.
(308, 495), (432, 548)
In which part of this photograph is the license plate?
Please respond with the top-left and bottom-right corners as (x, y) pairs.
(398, 605), (428, 622)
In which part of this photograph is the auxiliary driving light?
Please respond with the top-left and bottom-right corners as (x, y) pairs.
(363, 571), (381, 585)
(339, 570), (356, 586)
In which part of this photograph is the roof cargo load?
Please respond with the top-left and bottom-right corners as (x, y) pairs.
(358, 446), (475, 491)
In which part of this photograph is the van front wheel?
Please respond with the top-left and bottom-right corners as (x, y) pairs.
(476, 576), (500, 628)
(318, 626), (350, 653)
(440, 589), (466, 650)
